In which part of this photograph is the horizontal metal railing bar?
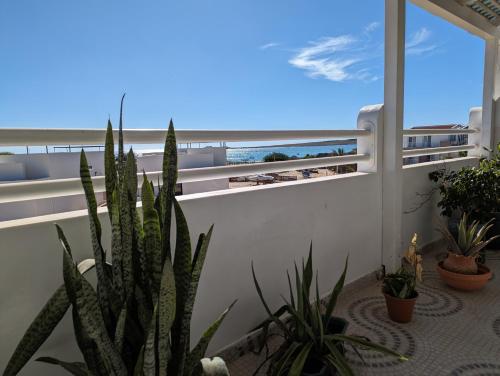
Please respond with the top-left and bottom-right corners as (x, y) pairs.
(0, 154), (369, 204)
(0, 128), (371, 146)
(402, 128), (477, 136)
(402, 144), (476, 158)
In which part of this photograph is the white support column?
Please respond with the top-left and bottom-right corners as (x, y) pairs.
(482, 37), (500, 153)
(383, 0), (406, 271)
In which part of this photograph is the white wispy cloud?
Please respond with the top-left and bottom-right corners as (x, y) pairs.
(364, 22), (380, 34)
(288, 35), (366, 82)
(288, 24), (381, 83)
(287, 24), (438, 82)
(260, 42), (279, 50)
(406, 27), (437, 56)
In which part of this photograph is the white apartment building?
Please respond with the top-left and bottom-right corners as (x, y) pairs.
(403, 124), (468, 165)
(0, 147), (227, 221)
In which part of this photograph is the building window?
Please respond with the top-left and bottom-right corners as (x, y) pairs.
(449, 135), (457, 144)
(423, 135), (432, 147)
(408, 136), (417, 148)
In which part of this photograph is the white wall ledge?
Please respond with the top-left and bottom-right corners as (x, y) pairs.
(402, 156), (479, 170)
(0, 171), (371, 230)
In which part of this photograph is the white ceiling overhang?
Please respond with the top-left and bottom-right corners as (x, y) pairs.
(411, 0), (500, 39)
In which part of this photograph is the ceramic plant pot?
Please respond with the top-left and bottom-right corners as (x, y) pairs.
(383, 292), (418, 323)
(442, 252), (478, 274)
(437, 261), (491, 291)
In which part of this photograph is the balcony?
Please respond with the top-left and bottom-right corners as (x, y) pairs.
(1, 102), (496, 375)
(2, 0), (500, 375)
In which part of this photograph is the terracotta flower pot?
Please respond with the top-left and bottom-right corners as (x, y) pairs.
(437, 261), (491, 291)
(383, 292), (418, 323)
(442, 252), (478, 274)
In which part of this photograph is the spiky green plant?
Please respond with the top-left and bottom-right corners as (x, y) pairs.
(252, 247), (407, 376)
(4, 97), (235, 376)
(438, 213), (499, 257)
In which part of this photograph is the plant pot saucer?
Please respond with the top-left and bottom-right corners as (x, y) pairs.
(436, 262), (492, 291)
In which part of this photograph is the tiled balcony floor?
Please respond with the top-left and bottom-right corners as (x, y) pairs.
(224, 249), (500, 376)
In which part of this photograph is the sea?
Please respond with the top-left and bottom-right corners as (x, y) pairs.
(226, 144), (356, 163)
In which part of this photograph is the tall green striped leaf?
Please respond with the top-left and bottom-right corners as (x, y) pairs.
(158, 256), (176, 376)
(119, 167), (134, 300)
(169, 199), (192, 376)
(141, 174), (162, 300)
(72, 307), (107, 376)
(62, 248), (126, 375)
(125, 149), (138, 211)
(80, 151), (112, 327)
(36, 357), (91, 376)
(104, 119), (117, 220)
(3, 286), (69, 376)
(114, 307), (128, 354)
(111, 189), (124, 301)
(161, 120), (177, 261)
(143, 306), (158, 376)
(3, 246), (95, 376)
(117, 93), (126, 177)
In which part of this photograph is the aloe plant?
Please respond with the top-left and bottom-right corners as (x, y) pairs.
(438, 213), (499, 257)
(252, 247), (407, 376)
(4, 97), (235, 376)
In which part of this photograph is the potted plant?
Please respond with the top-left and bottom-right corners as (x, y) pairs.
(429, 143), (500, 248)
(4, 98), (234, 376)
(252, 248), (407, 376)
(382, 234), (423, 323)
(436, 213), (499, 291)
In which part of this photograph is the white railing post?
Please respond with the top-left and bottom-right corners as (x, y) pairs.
(468, 107), (484, 157)
(357, 104), (384, 173)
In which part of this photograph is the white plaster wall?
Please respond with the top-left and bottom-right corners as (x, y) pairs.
(0, 162), (26, 181)
(0, 172), (381, 373)
(0, 156), (477, 374)
(402, 157), (479, 250)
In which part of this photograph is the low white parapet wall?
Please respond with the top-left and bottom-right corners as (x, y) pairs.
(0, 156), (477, 374)
(402, 157), (478, 251)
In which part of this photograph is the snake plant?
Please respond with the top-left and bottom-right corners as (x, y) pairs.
(438, 213), (499, 257)
(252, 247), (407, 376)
(4, 96), (235, 376)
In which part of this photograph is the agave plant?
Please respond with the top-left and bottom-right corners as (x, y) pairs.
(252, 247), (407, 376)
(4, 96), (235, 376)
(438, 213), (499, 257)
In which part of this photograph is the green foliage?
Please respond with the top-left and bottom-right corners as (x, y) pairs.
(438, 213), (499, 257)
(252, 247), (407, 376)
(429, 143), (500, 222)
(262, 152), (289, 162)
(383, 270), (417, 299)
(383, 234), (422, 299)
(4, 99), (235, 376)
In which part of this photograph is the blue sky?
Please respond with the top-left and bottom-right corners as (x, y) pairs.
(0, 0), (485, 137)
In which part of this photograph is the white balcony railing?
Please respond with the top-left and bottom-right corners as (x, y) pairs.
(0, 129), (370, 204)
(0, 106), (482, 204)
